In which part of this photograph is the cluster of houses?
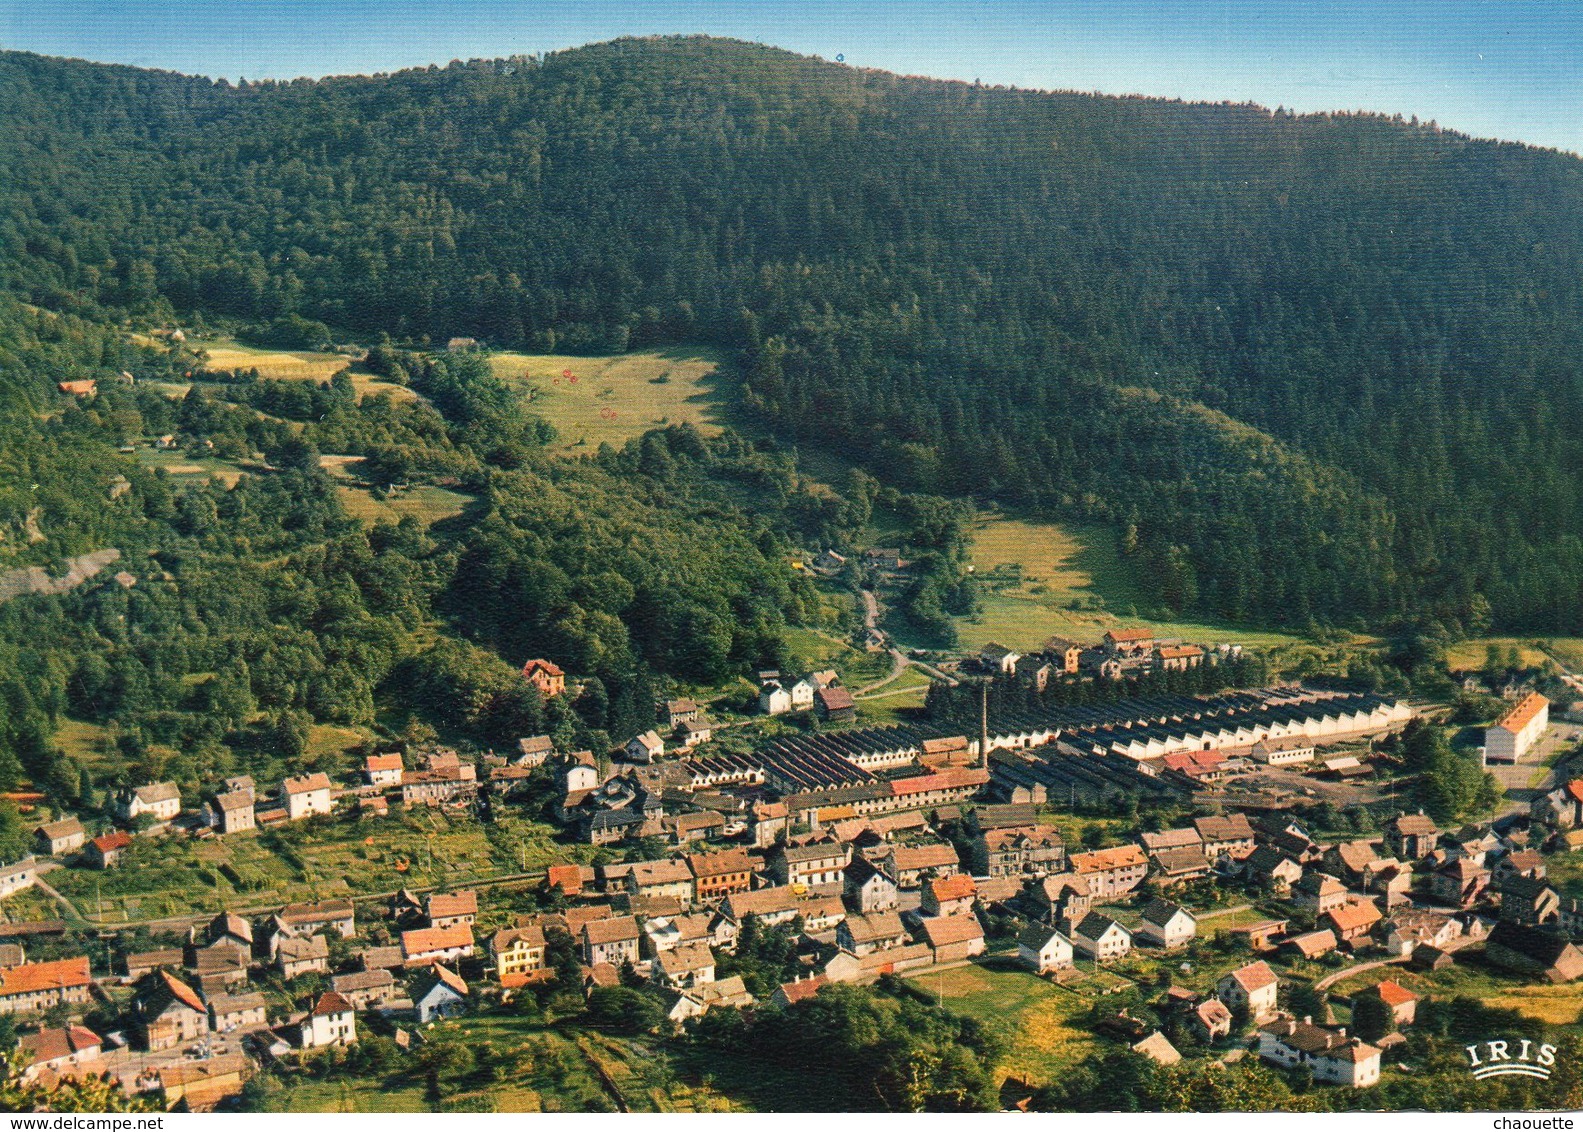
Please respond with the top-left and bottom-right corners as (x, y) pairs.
(22, 754), (471, 874)
(756, 668), (855, 722)
(0, 886), (533, 1108)
(6, 651), (1583, 1105)
(7, 758), (1583, 1103)
(970, 628), (1242, 686)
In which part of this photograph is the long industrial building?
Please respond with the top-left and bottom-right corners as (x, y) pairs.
(679, 687), (1412, 815)
(975, 689), (1411, 762)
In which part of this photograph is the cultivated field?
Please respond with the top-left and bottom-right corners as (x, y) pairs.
(47, 808), (582, 924)
(490, 348), (726, 453)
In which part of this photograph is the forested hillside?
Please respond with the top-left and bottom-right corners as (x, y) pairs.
(0, 291), (872, 838)
(5, 36), (1583, 632)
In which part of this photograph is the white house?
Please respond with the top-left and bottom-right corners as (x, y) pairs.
(1071, 913), (1131, 961)
(788, 677), (818, 710)
(1137, 900), (1197, 951)
(759, 682), (792, 716)
(1484, 692), (1549, 765)
(297, 992), (357, 1048)
(364, 754), (404, 787)
(416, 965), (469, 1024)
(281, 773), (334, 820)
(1257, 1015), (1381, 1087)
(561, 754), (599, 793)
(1017, 923), (1075, 974)
(653, 942), (716, 989)
(118, 783), (181, 824)
(0, 858), (37, 899)
(980, 643), (1022, 674)
(625, 731), (664, 763)
(1217, 960), (1279, 1020)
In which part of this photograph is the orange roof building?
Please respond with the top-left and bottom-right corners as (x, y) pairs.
(1485, 692), (1549, 764)
(521, 659), (566, 698)
(1324, 899), (1384, 940)
(775, 975), (828, 1006)
(1369, 979), (1417, 1008)
(1070, 844), (1149, 873)
(927, 873), (977, 906)
(546, 864), (588, 895)
(0, 956), (93, 1010)
(400, 924), (474, 964)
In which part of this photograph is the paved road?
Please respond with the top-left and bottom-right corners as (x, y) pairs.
(1312, 955), (1410, 992)
(1491, 722), (1580, 815)
(1312, 935), (1476, 992)
(853, 585), (960, 698)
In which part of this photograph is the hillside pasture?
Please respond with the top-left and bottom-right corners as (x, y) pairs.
(1443, 637), (1558, 671)
(135, 447), (247, 487)
(904, 960), (1100, 1084)
(944, 511), (1301, 654)
(335, 484), (472, 529)
(491, 348), (726, 452)
(195, 338), (417, 402)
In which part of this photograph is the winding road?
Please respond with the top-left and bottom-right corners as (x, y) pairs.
(853, 586), (960, 698)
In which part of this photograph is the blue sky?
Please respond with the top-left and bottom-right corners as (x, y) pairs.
(4, 1), (1582, 153)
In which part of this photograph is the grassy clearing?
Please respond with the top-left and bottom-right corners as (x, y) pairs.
(942, 511), (1303, 655)
(1444, 637), (1560, 670)
(1480, 983), (1583, 1024)
(1546, 848), (1583, 899)
(282, 1079), (433, 1112)
(198, 339), (349, 381)
(336, 484), (472, 529)
(1328, 953), (1583, 1027)
(781, 625), (893, 688)
(305, 723), (373, 761)
(1542, 638), (1583, 670)
(852, 692), (928, 726)
(491, 347), (725, 453)
(194, 338), (417, 403)
(50, 718), (115, 774)
(134, 447), (246, 487)
(905, 961), (1101, 1084)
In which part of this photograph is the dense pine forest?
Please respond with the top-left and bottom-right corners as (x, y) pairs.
(8, 37), (1583, 632)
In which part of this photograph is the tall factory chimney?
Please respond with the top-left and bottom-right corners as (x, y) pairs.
(979, 678), (990, 771)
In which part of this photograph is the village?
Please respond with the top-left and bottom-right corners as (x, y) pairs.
(2, 620), (1582, 1112)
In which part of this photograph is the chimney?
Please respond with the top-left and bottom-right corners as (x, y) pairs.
(1302, 1015), (1312, 1025)
(980, 679), (990, 771)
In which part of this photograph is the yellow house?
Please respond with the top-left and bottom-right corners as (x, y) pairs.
(491, 924), (548, 987)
